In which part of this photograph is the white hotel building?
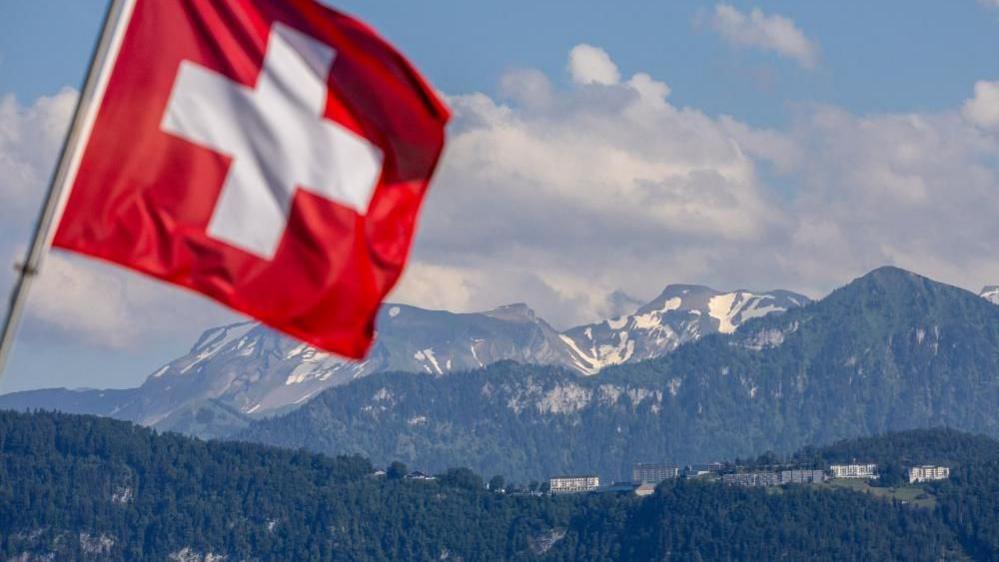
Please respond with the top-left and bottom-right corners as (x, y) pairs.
(829, 464), (879, 479)
(549, 475), (600, 494)
(908, 465), (950, 483)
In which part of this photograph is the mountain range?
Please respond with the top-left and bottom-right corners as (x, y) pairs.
(4, 266), (999, 479)
(0, 283), (806, 436)
(240, 267), (999, 481)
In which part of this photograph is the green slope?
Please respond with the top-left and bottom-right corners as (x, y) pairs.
(4, 411), (995, 561)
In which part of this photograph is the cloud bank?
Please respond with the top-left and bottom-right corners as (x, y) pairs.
(963, 81), (999, 130)
(392, 46), (999, 328)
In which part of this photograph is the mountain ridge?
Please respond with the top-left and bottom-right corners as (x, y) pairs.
(239, 266), (999, 481)
(0, 280), (807, 434)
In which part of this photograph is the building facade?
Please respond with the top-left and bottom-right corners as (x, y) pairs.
(908, 465), (950, 483)
(780, 469), (826, 485)
(686, 463), (725, 478)
(549, 475), (600, 494)
(633, 463), (680, 484)
(722, 471), (780, 487)
(829, 464), (879, 479)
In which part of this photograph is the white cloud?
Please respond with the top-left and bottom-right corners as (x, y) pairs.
(769, 106), (999, 292)
(19, 253), (233, 348)
(962, 81), (999, 130)
(568, 44), (621, 85)
(392, 48), (999, 327)
(0, 89), (76, 210)
(710, 4), (819, 69)
(398, 45), (786, 327)
(979, 0), (999, 8)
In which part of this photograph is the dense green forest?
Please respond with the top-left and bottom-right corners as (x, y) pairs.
(2, 410), (999, 561)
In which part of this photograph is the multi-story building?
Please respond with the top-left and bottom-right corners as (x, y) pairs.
(829, 464), (879, 479)
(908, 465), (950, 483)
(685, 462), (725, 478)
(722, 471), (780, 488)
(549, 475), (600, 494)
(780, 469), (826, 485)
(633, 463), (680, 485)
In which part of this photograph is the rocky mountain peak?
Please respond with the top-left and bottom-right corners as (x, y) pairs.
(636, 284), (715, 315)
(484, 303), (539, 322)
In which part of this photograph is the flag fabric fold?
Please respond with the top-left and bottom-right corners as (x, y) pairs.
(52, 0), (450, 358)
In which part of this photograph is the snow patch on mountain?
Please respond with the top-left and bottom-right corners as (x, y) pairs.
(561, 286), (810, 375)
(708, 293), (739, 333)
(414, 348), (444, 375)
(138, 286), (807, 423)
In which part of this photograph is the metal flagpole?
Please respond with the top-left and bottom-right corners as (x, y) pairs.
(0, 0), (133, 382)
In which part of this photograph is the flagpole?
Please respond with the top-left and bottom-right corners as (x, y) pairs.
(0, 0), (132, 383)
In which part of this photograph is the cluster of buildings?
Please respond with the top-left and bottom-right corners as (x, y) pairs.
(547, 461), (952, 495)
(721, 469), (826, 487)
(547, 474), (656, 496)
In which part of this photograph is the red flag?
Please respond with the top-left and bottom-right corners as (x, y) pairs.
(52, 0), (449, 358)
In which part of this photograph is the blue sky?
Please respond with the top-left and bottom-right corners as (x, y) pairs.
(1, 1), (999, 393)
(4, 1), (998, 126)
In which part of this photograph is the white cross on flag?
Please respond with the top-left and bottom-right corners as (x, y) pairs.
(161, 22), (384, 259)
(52, 0), (450, 358)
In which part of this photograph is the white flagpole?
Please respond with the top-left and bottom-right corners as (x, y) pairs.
(0, 0), (134, 382)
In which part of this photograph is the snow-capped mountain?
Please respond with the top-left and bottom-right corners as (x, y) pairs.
(137, 302), (581, 425)
(131, 286), (809, 421)
(242, 267), (999, 481)
(981, 286), (999, 305)
(0, 283), (808, 435)
(0, 302), (577, 432)
(559, 286), (810, 374)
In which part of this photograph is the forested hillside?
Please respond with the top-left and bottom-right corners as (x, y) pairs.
(2, 411), (999, 561)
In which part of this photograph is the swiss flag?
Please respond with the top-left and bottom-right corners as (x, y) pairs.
(53, 0), (449, 358)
